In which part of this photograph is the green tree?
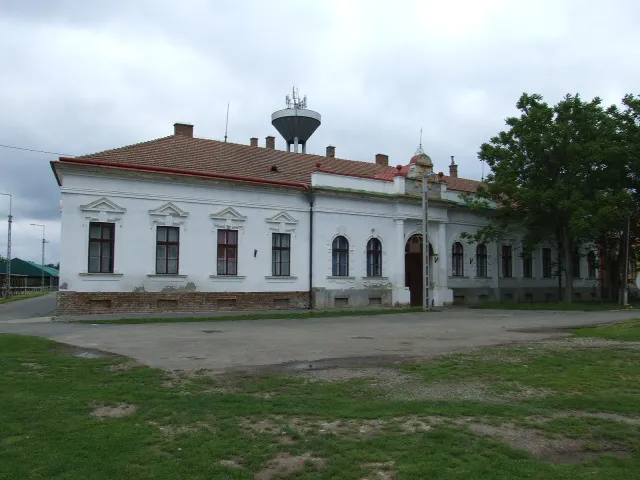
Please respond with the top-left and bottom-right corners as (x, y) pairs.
(463, 93), (634, 302)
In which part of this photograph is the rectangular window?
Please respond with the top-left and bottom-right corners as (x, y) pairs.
(522, 252), (533, 278)
(217, 229), (238, 275)
(501, 245), (512, 278)
(573, 250), (581, 279)
(542, 248), (552, 278)
(88, 222), (115, 273)
(272, 233), (290, 276)
(156, 226), (179, 274)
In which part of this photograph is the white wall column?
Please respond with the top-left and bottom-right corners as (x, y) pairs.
(392, 218), (410, 306)
(434, 222), (453, 306)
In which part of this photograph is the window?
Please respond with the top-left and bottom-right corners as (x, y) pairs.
(366, 238), (382, 277)
(522, 250), (533, 278)
(156, 226), (179, 274)
(452, 242), (464, 276)
(476, 244), (488, 277)
(501, 245), (512, 278)
(587, 251), (597, 279)
(332, 236), (349, 276)
(88, 222), (114, 273)
(217, 229), (238, 275)
(573, 249), (581, 278)
(272, 233), (290, 276)
(542, 248), (552, 278)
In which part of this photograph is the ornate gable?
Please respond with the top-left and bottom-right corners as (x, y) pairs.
(148, 202), (189, 229)
(210, 207), (247, 232)
(80, 197), (126, 223)
(265, 210), (299, 233)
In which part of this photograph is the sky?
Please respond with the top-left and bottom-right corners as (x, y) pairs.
(0, 0), (639, 264)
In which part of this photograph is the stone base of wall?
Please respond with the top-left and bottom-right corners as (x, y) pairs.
(56, 291), (310, 315)
(452, 286), (600, 304)
(313, 287), (392, 309)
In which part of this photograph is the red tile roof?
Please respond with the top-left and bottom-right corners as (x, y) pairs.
(54, 134), (480, 193)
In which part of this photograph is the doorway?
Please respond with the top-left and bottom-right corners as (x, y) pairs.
(405, 234), (434, 307)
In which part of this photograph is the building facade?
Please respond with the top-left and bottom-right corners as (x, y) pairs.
(51, 123), (600, 314)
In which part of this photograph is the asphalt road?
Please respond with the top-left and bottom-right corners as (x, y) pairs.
(0, 293), (56, 322)
(0, 306), (636, 372)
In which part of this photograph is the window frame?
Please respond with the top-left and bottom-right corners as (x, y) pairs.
(476, 244), (488, 277)
(217, 229), (239, 276)
(155, 226), (180, 275)
(452, 242), (464, 277)
(522, 251), (533, 278)
(366, 238), (382, 277)
(88, 222), (115, 273)
(501, 245), (513, 278)
(332, 236), (349, 276)
(587, 251), (597, 279)
(272, 233), (291, 277)
(542, 248), (552, 278)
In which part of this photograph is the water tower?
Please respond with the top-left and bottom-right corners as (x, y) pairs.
(271, 88), (321, 153)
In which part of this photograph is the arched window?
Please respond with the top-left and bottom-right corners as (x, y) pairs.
(587, 251), (597, 279)
(366, 238), (382, 277)
(476, 244), (488, 277)
(452, 242), (464, 277)
(332, 236), (349, 276)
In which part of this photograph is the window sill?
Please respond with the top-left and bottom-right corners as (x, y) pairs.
(265, 276), (298, 281)
(326, 276), (356, 280)
(475, 276), (492, 279)
(449, 276), (470, 279)
(147, 274), (187, 278)
(209, 275), (246, 281)
(363, 276), (389, 281)
(79, 272), (123, 277)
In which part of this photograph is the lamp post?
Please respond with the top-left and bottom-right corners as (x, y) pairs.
(0, 193), (11, 298)
(30, 223), (45, 291)
(422, 171), (439, 311)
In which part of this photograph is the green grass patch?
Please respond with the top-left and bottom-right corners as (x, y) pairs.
(571, 319), (640, 341)
(471, 301), (623, 311)
(1, 334), (639, 479)
(0, 292), (49, 304)
(75, 307), (425, 324)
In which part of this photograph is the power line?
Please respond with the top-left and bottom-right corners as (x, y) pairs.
(0, 143), (75, 157)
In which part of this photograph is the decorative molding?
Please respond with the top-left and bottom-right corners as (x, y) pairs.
(78, 272), (123, 277)
(148, 202), (189, 230)
(210, 207), (247, 232)
(265, 210), (299, 234)
(80, 197), (126, 224)
(265, 276), (298, 282)
(209, 275), (246, 282)
(146, 274), (188, 278)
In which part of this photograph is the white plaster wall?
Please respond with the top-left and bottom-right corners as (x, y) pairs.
(311, 172), (396, 194)
(59, 171), (311, 293)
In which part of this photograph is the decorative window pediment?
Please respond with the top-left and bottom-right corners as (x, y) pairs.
(80, 197), (126, 223)
(149, 202), (189, 229)
(265, 210), (298, 233)
(210, 207), (247, 232)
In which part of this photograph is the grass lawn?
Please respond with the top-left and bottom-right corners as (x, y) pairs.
(1, 322), (639, 479)
(75, 307), (425, 325)
(471, 301), (625, 311)
(571, 319), (640, 341)
(0, 292), (49, 305)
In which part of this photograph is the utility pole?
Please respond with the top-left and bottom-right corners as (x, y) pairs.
(622, 214), (631, 307)
(30, 223), (45, 291)
(0, 193), (11, 298)
(422, 171), (439, 311)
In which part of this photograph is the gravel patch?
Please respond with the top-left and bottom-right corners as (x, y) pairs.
(91, 403), (137, 419)
(361, 460), (396, 479)
(255, 452), (325, 480)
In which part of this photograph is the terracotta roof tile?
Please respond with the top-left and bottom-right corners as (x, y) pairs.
(64, 134), (481, 193)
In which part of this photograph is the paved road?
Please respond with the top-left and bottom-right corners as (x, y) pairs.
(0, 307), (637, 372)
(0, 293), (56, 322)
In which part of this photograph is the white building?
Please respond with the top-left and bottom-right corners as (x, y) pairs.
(51, 123), (600, 314)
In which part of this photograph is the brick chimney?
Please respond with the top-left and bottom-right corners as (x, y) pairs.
(449, 155), (458, 178)
(250, 137), (258, 147)
(326, 146), (335, 158)
(265, 136), (275, 149)
(375, 153), (389, 167)
(174, 123), (193, 137)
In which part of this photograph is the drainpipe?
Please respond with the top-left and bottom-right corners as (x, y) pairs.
(308, 187), (314, 309)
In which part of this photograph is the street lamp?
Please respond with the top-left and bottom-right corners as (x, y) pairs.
(30, 223), (45, 290)
(0, 193), (11, 298)
(422, 171), (439, 311)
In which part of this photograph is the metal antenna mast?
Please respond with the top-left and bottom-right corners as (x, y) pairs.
(0, 193), (11, 298)
(224, 103), (229, 142)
